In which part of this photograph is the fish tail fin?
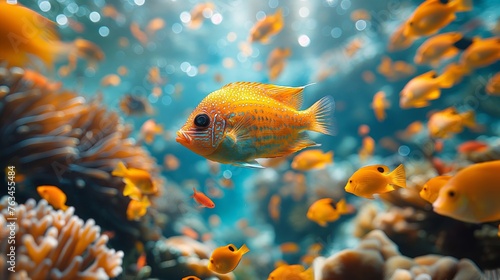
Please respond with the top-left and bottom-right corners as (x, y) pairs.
(239, 244), (250, 255)
(112, 161), (128, 177)
(192, 187), (197, 197)
(336, 198), (349, 214)
(450, 0), (473, 12)
(324, 151), (334, 163)
(461, 110), (476, 128)
(61, 205), (69, 211)
(389, 164), (406, 188)
(306, 95), (335, 136)
(437, 65), (465, 88)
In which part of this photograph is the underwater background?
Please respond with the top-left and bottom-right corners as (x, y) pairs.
(1, 0), (500, 279)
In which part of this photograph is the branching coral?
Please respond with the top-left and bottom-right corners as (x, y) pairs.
(0, 65), (161, 251)
(0, 196), (123, 280)
(317, 230), (485, 280)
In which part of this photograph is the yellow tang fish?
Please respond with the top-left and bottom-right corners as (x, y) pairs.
(37, 185), (69, 210)
(307, 198), (350, 227)
(176, 82), (334, 168)
(427, 107), (476, 139)
(291, 149), (333, 171)
(420, 175), (452, 203)
(126, 196), (150, 221)
(433, 160), (500, 223)
(268, 264), (313, 280)
(345, 164), (406, 199)
(208, 243), (250, 274)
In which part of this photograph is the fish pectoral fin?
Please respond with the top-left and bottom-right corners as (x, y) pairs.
(226, 116), (253, 145)
(232, 160), (264, 168)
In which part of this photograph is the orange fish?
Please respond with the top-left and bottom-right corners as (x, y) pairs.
(147, 66), (166, 86)
(119, 95), (155, 116)
(420, 175), (452, 203)
(345, 164), (406, 199)
(188, 2), (215, 30)
(249, 8), (284, 44)
(140, 119), (163, 144)
(344, 38), (363, 58)
(146, 18), (165, 37)
(388, 24), (415, 52)
(377, 56), (415, 81)
(268, 264), (313, 280)
(23, 69), (62, 92)
(268, 194), (281, 221)
(126, 196), (150, 221)
(112, 161), (157, 196)
(267, 47), (291, 81)
(433, 160), (500, 223)
(397, 121), (424, 141)
(279, 242), (300, 254)
(208, 244), (250, 274)
(37, 185), (69, 210)
(486, 72), (500, 96)
(358, 136), (375, 161)
(291, 149), (333, 171)
(192, 187), (215, 208)
(0, 2), (60, 67)
(460, 37), (500, 70)
(414, 32), (467, 67)
(403, 0), (473, 37)
(136, 252), (146, 270)
(307, 198), (350, 227)
(457, 140), (489, 154)
(68, 39), (105, 70)
(371, 91), (389, 122)
(100, 74), (121, 87)
(427, 107), (476, 139)
(130, 22), (148, 46)
(176, 82), (334, 168)
(399, 70), (455, 109)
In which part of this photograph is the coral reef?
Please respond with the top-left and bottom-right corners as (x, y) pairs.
(0, 196), (123, 280)
(317, 230), (485, 280)
(0, 65), (161, 252)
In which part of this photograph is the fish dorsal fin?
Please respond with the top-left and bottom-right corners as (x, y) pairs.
(223, 82), (306, 109)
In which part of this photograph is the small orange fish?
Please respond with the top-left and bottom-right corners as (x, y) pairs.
(147, 66), (166, 86)
(100, 74), (121, 87)
(427, 107), (476, 139)
(140, 119), (163, 144)
(136, 252), (146, 270)
(112, 161), (157, 196)
(23, 69), (62, 92)
(268, 194), (281, 221)
(249, 8), (284, 44)
(457, 140), (489, 154)
(345, 164), (406, 199)
(267, 47), (291, 81)
(69, 39), (105, 70)
(268, 264), (313, 280)
(145, 18), (165, 37)
(307, 198), (350, 227)
(188, 2), (215, 30)
(291, 149), (333, 171)
(192, 187), (215, 208)
(420, 175), (452, 203)
(279, 242), (300, 254)
(396, 121), (424, 141)
(433, 160), (500, 223)
(414, 32), (466, 67)
(399, 70), (455, 109)
(182, 277), (201, 280)
(486, 72), (500, 96)
(208, 244), (250, 274)
(37, 185), (69, 210)
(119, 95), (155, 116)
(460, 37), (500, 70)
(130, 22), (148, 46)
(176, 82), (334, 168)
(377, 56), (415, 81)
(403, 0), (472, 37)
(127, 196), (150, 221)
(358, 136), (375, 161)
(371, 91), (389, 122)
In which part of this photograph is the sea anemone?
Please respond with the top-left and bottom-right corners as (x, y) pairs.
(0, 65), (161, 252)
(0, 197), (123, 280)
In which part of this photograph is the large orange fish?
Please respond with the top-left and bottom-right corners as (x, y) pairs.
(459, 37), (500, 70)
(176, 82), (334, 168)
(414, 32), (468, 66)
(399, 70), (455, 109)
(433, 160), (500, 223)
(427, 107), (476, 139)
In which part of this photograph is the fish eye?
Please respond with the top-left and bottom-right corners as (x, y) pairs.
(431, 73), (438, 79)
(349, 180), (352, 183)
(409, 21), (413, 26)
(447, 190), (456, 198)
(228, 245), (235, 252)
(377, 167), (384, 173)
(210, 259), (214, 263)
(194, 114), (210, 127)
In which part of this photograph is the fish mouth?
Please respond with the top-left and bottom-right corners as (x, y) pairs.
(176, 130), (192, 144)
